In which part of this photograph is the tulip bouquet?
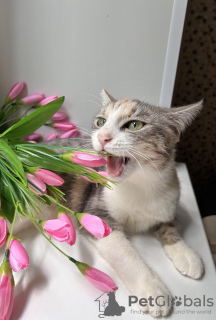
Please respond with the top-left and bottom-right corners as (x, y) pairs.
(0, 83), (116, 319)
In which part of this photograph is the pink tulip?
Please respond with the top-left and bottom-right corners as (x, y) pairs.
(61, 152), (107, 167)
(34, 169), (64, 186)
(51, 122), (76, 131)
(37, 95), (58, 107)
(4, 286), (14, 320)
(44, 133), (59, 141)
(60, 129), (78, 139)
(42, 219), (74, 243)
(5, 81), (26, 103)
(22, 132), (41, 141)
(76, 262), (117, 292)
(28, 141), (37, 144)
(26, 173), (47, 195)
(57, 209), (76, 245)
(0, 214), (7, 247)
(8, 239), (29, 272)
(17, 93), (45, 105)
(75, 213), (112, 238)
(81, 169), (108, 183)
(0, 258), (14, 319)
(98, 171), (108, 181)
(51, 112), (67, 121)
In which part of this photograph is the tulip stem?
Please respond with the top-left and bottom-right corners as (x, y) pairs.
(4, 249), (9, 261)
(69, 257), (77, 264)
(6, 202), (19, 250)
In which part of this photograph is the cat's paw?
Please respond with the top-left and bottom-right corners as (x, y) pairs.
(137, 278), (172, 318)
(164, 240), (204, 279)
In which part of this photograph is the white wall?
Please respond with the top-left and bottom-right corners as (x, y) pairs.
(0, 0), (175, 131)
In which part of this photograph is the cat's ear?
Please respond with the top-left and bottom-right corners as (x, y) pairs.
(166, 100), (203, 133)
(101, 89), (116, 106)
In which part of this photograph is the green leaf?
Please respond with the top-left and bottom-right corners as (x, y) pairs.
(1, 196), (15, 223)
(0, 171), (21, 205)
(40, 196), (51, 206)
(0, 97), (64, 139)
(15, 148), (80, 173)
(0, 138), (27, 184)
(18, 145), (57, 156)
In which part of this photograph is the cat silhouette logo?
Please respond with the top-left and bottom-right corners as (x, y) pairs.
(95, 292), (125, 318)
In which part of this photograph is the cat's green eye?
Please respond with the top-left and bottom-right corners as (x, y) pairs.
(124, 120), (144, 131)
(97, 118), (106, 127)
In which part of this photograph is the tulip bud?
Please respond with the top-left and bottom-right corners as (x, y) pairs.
(33, 168), (64, 186)
(37, 95), (58, 107)
(81, 169), (108, 183)
(8, 238), (29, 272)
(57, 208), (76, 245)
(41, 218), (75, 245)
(75, 213), (112, 238)
(44, 133), (59, 141)
(51, 112), (67, 121)
(5, 82), (26, 104)
(60, 129), (78, 139)
(0, 254), (14, 319)
(26, 173), (47, 195)
(49, 122), (76, 131)
(22, 132), (41, 141)
(17, 93), (45, 105)
(60, 152), (107, 167)
(75, 261), (117, 292)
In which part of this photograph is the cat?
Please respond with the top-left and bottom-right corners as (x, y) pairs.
(15, 89), (205, 318)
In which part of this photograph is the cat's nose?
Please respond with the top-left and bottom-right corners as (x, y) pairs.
(98, 133), (113, 149)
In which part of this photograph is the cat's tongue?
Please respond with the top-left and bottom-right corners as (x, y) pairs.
(107, 156), (123, 177)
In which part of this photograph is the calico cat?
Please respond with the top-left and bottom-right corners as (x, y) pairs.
(17, 90), (205, 318)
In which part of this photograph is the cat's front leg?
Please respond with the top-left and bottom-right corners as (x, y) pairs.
(154, 221), (204, 279)
(91, 230), (172, 318)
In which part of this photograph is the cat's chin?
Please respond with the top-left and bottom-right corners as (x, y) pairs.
(106, 155), (129, 178)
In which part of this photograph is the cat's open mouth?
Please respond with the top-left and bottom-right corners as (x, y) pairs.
(107, 155), (129, 177)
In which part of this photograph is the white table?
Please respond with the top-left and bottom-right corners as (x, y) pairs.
(4, 163), (216, 319)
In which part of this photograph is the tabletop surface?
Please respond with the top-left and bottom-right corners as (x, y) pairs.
(3, 163), (216, 320)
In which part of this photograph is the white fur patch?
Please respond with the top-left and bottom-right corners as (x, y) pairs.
(164, 240), (204, 279)
(103, 165), (180, 234)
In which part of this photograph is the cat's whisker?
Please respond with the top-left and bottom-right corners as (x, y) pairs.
(127, 150), (145, 178)
(78, 132), (92, 138)
(85, 93), (101, 101)
(128, 147), (162, 179)
(76, 125), (91, 134)
(79, 132), (92, 137)
(121, 141), (171, 161)
(130, 148), (161, 177)
(81, 99), (102, 109)
(76, 127), (92, 137)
